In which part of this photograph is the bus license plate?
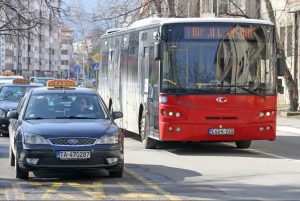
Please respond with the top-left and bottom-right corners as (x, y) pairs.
(57, 151), (91, 160)
(208, 128), (234, 135)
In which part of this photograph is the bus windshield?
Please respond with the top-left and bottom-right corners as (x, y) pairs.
(161, 23), (275, 95)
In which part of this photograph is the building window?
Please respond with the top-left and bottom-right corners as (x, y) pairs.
(280, 27), (285, 48)
(287, 25), (293, 57)
(61, 60), (69, 65)
(61, 50), (68, 55)
(218, 0), (228, 16)
(5, 56), (13, 64)
(229, 0), (245, 13)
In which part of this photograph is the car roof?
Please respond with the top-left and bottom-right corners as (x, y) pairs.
(0, 83), (43, 87)
(35, 77), (55, 79)
(30, 87), (98, 95)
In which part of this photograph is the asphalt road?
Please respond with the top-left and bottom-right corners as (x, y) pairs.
(0, 116), (300, 200)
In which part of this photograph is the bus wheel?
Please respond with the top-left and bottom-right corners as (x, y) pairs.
(140, 116), (157, 149)
(235, 140), (251, 149)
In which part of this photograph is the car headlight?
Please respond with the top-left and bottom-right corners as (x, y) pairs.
(0, 109), (6, 118)
(97, 133), (119, 144)
(24, 133), (49, 144)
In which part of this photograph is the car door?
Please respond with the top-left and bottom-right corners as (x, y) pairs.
(9, 93), (27, 152)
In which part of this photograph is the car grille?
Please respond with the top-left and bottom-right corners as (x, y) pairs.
(49, 137), (97, 146)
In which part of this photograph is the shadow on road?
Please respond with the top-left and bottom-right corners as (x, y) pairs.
(124, 131), (275, 159)
(0, 144), (8, 158)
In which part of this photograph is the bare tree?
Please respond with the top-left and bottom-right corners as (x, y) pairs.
(0, 0), (68, 37)
(227, 0), (298, 111)
(264, 0), (298, 111)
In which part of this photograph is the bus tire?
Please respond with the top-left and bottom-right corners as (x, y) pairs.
(140, 116), (157, 149)
(235, 140), (251, 149)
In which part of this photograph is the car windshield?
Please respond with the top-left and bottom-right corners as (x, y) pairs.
(24, 93), (109, 120)
(0, 86), (37, 102)
(33, 78), (54, 86)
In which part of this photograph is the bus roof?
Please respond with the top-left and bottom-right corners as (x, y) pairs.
(129, 17), (274, 29)
(101, 17), (274, 38)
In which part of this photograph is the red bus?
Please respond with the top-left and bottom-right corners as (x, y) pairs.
(98, 18), (283, 149)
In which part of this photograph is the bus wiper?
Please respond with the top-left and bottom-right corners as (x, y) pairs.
(212, 84), (264, 97)
(164, 88), (213, 96)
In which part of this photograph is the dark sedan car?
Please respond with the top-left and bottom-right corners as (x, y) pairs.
(0, 79), (42, 136)
(8, 80), (124, 179)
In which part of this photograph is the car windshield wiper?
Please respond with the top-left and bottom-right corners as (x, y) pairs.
(211, 84), (264, 97)
(25, 117), (48, 120)
(55, 116), (97, 119)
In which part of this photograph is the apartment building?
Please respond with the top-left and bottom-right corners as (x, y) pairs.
(59, 27), (73, 79)
(0, 0), (61, 78)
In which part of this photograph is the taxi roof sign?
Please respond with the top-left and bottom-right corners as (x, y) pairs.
(47, 79), (76, 88)
(12, 78), (30, 84)
(1, 70), (14, 76)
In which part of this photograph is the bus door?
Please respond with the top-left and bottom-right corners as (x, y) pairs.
(142, 47), (158, 138)
(148, 47), (159, 136)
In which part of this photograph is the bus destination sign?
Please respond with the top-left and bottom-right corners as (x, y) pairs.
(184, 26), (254, 40)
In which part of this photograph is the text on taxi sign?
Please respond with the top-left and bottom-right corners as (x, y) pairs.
(47, 79), (76, 88)
(13, 79), (30, 84)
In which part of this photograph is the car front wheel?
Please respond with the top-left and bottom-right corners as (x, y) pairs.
(15, 156), (29, 179)
(9, 147), (15, 166)
(108, 162), (124, 178)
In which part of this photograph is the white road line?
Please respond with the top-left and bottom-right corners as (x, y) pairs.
(277, 126), (300, 136)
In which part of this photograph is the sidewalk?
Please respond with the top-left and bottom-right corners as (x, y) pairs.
(277, 104), (300, 118)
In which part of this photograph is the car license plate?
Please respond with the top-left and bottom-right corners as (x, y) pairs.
(57, 151), (91, 160)
(208, 128), (234, 135)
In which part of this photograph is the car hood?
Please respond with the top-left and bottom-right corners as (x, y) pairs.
(22, 119), (119, 138)
(0, 101), (18, 112)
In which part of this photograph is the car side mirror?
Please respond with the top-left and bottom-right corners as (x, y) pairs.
(277, 58), (285, 76)
(7, 110), (18, 119)
(112, 111), (123, 120)
(154, 42), (161, 61)
(277, 78), (284, 94)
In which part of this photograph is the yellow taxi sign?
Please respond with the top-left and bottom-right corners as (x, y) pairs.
(1, 70), (14, 76)
(47, 79), (76, 88)
(12, 78), (30, 84)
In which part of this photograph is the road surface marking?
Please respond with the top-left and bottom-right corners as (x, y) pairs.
(118, 181), (158, 198)
(68, 180), (105, 199)
(277, 126), (300, 136)
(41, 182), (62, 199)
(125, 168), (181, 201)
(224, 143), (300, 164)
(11, 183), (26, 200)
(32, 182), (73, 199)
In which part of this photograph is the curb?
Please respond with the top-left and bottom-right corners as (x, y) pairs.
(277, 110), (300, 118)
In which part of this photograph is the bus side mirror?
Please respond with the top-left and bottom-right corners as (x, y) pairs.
(277, 78), (284, 94)
(277, 58), (285, 76)
(154, 42), (161, 61)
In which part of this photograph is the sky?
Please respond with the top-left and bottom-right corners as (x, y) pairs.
(61, 0), (104, 41)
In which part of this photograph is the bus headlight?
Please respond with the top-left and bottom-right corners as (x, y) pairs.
(258, 112), (264, 118)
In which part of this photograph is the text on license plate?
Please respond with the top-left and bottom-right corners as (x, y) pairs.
(208, 128), (234, 135)
(56, 151), (91, 160)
